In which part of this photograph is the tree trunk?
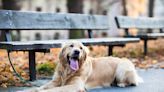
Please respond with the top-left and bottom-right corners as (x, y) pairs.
(147, 0), (154, 33)
(67, 0), (85, 39)
(2, 0), (20, 10)
(0, 0), (20, 41)
(122, 0), (129, 36)
(122, 0), (128, 16)
(148, 0), (154, 17)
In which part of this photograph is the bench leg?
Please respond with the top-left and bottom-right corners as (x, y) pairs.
(29, 50), (36, 81)
(143, 39), (148, 55)
(108, 45), (113, 56)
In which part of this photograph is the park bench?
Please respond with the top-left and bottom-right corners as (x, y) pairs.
(0, 10), (139, 81)
(115, 16), (164, 55)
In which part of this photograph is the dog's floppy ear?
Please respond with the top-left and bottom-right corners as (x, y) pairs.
(59, 43), (67, 62)
(82, 45), (90, 61)
(83, 46), (90, 55)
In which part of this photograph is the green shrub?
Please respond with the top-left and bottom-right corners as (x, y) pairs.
(36, 62), (56, 75)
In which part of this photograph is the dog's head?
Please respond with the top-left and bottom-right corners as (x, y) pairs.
(59, 41), (89, 71)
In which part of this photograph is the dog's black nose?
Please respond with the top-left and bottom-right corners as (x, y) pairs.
(74, 50), (80, 55)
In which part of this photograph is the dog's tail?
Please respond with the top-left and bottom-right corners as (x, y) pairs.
(122, 58), (144, 83)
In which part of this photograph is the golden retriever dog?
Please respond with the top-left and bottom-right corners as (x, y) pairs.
(21, 41), (143, 92)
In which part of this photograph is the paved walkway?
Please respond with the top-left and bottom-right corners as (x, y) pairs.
(0, 69), (164, 92)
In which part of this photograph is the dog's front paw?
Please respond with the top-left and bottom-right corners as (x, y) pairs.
(78, 89), (86, 92)
(117, 83), (126, 87)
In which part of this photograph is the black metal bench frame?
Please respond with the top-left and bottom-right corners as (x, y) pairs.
(0, 10), (139, 81)
(115, 16), (164, 55)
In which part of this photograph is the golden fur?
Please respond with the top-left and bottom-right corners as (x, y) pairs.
(24, 41), (143, 92)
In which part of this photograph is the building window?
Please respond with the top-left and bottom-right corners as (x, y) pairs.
(89, 9), (93, 14)
(56, 8), (61, 13)
(35, 33), (41, 40)
(36, 7), (42, 12)
(53, 32), (60, 39)
(102, 10), (107, 15)
(101, 32), (108, 37)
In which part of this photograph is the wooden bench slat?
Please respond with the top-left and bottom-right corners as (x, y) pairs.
(0, 10), (109, 30)
(115, 16), (164, 29)
(0, 38), (140, 51)
(134, 33), (164, 39)
(146, 33), (164, 37)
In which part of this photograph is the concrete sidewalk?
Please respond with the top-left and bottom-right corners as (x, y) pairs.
(0, 69), (164, 92)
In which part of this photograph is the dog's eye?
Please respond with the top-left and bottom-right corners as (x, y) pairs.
(80, 46), (82, 50)
(70, 44), (74, 47)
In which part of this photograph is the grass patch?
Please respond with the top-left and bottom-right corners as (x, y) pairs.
(36, 62), (57, 76)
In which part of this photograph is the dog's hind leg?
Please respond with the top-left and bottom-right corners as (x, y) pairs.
(116, 76), (127, 87)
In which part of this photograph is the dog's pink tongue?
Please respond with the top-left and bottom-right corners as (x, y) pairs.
(70, 59), (79, 71)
